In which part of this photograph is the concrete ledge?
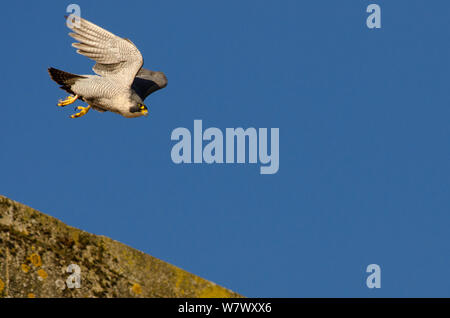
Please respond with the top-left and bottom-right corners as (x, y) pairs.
(0, 195), (242, 298)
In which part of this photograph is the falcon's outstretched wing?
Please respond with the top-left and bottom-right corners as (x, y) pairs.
(132, 68), (168, 101)
(68, 17), (143, 88)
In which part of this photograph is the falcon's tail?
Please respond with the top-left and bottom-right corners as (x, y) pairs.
(48, 67), (85, 95)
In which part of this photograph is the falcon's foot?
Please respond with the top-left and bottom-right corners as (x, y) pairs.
(58, 95), (78, 107)
(70, 105), (91, 119)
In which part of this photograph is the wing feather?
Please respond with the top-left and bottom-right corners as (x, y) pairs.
(132, 68), (168, 101)
(67, 17), (143, 87)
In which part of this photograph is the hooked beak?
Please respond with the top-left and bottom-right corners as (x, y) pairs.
(142, 109), (149, 116)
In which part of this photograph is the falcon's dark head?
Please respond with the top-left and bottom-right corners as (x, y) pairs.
(128, 92), (148, 117)
(129, 102), (148, 116)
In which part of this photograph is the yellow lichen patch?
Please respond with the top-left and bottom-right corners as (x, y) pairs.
(68, 229), (80, 244)
(173, 266), (237, 298)
(199, 284), (234, 298)
(37, 269), (48, 280)
(0, 279), (4, 293)
(174, 267), (189, 296)
(21, 264), (30, 273)
(29, 253), (42, 267)
(28, 293), (35, 298)
(131, 283), (142, 295)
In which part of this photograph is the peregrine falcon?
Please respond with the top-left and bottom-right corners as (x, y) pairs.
(48, 16), (167, 118)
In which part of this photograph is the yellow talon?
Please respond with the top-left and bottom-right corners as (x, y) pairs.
(58, 95), (78, 107)
(70, 105), (91, 119)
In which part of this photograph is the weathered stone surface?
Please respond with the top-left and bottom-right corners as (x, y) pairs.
(0, 195), (241, 298)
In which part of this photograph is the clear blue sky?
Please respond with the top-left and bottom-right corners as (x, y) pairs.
(1, 0), (449, 297)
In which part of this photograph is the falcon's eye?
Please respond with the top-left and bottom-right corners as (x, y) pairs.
(140, 104), (145, 110)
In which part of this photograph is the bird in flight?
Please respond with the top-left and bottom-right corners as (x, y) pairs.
(48, 16), (167, 119)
